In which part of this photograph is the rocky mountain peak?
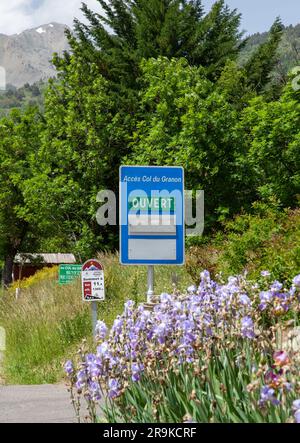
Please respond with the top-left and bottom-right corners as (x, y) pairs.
(0, 23), (69, 88)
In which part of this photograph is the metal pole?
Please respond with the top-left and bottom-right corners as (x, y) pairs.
(147, 265), (154, 303)
(91, 301), (98, 339)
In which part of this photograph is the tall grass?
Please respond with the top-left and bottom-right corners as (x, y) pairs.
(0, 253), (191, 384)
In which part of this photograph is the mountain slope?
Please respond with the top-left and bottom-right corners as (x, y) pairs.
(240, 24), (300, 77)
(0, 23), (69, 88)
(0, 21), (299, 91)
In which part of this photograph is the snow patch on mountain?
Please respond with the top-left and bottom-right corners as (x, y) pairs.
(36, 27), (46, 34)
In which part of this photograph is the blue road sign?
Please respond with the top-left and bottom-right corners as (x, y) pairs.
(120, 166), (185, 265)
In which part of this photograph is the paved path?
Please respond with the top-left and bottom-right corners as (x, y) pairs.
(0, 384), (78, 423)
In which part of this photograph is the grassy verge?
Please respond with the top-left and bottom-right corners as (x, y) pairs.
(0, 253), (191, 384)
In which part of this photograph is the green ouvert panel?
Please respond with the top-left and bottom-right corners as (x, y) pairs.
(128, 196), (175, 212)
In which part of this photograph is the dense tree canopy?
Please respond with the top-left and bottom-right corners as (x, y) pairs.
(0, 0), (299, 284)
(63, 0), (244, 86)
(0, 109), (42, 285)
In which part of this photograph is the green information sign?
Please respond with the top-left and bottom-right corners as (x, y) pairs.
(59, 264), (82, 285)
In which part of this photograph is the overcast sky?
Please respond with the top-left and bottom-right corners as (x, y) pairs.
(0, 0), (299, 36)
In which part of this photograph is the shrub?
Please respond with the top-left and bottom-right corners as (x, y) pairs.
(185, 205), (300, 284)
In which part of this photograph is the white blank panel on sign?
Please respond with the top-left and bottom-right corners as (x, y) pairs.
(128, 239), (177, 261)
(128, 214), (176, 236)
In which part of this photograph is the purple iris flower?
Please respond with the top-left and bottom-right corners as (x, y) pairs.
(259, 291), (273, 310)
(206, 327), (213, 337)
(178, 343), (194, 363)
(89, 361), (102, 378)
(153, 322), (168, 343)
(89, 381), (101, 401)
(239, 294), (251, 306)
(271, 281), (283, 292)
(124, 300), (135, 314)
(86, 354), (96, 365)
(292, 399), (300, 423)
(181, 319), (194, 331)
(200, 270), (210, 281)
(95, 320), (108, 340)
(97, 342), (110, 358)
(76, 370), (87, 391)
(293, 400), (300, 411)
(76, 380), (85, 392)
(131, 362), (144, 382)
(293, 275), (300, 287)
(259, 386), (280, 406)
(64, 360), (74, 376)
(108, 355), (120, 369)
(261, 270), (271, 277)
(111, 317), (123, 334)
(241, 316), (255, 339)
(108, 379), (120, 398)
(160, 293), (172, 303)
(203, 313), (212, 326)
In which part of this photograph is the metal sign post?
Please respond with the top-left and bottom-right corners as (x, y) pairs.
(147, 265), (155, 303)
(91, 301), (98, 339)
(119, 165), (185, 302)
(81, 259), (105, 339)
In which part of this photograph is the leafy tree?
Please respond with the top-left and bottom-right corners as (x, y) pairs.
(244, 18), (284, 94)
(59, 0), (244, 88)
(30, 1), (244, 253)
(238, 76), (300, 207)
(0, 109), (42, 286)
(1, 1), (297, 271)
(216, 60), (254, 109)
(22, 58), (124, 258)
(125, 57), (254, 226)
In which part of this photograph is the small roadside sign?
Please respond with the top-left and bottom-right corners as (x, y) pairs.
(81, 259), (105, 302)
(59, 264), (82, 285)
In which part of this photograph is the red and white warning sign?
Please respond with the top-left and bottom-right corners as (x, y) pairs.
(81, 259), (105, 302)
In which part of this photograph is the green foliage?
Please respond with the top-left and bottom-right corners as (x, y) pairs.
(216, 60), (254, 109)
(219, 206), (300, 283)
(239, 81), (300, 207)
(244, 18), (284, 94)
(21, 59), (127, 257)
(0, 81), (45, 118)
(0, 108), (43, 284)
(67, 0), (244, 87)
(126, 57), (253, 224)
(186, 204), (300, 284)
(0, 0), (299, 276)
(240, 23), (300, 84)
(105, 345), (294, 423)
